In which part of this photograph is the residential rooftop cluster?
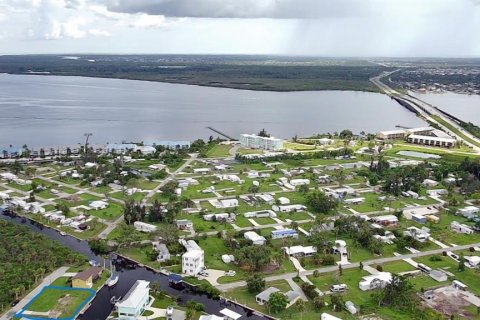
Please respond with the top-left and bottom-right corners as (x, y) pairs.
(2, 129), (480, 320)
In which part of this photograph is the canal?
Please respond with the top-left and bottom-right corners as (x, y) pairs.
(0, 214), (269, 320)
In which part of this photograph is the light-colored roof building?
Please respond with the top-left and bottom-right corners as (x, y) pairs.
(359, 272), (392, 291)
(240, 134), (284, 151)
(219, 308), (242, 320)
(116, 280), (151, 320)
(256, 287), (280, 305)
(283, 245), (317, 257)
(244, 231), (266, 245)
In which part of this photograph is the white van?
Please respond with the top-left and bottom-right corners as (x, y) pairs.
(330, 284), (348, 292)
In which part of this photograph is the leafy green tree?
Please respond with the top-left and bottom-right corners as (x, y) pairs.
(458, 255), (466, 272)
(372, 274), (416, 310)
(330, 294), (344, 312)
(246, 274), (265, 294)
(268, 292), (288, 314)
(236, 246), (272, 272)
(313, 296), (325, 311)
(298, 184), (309, 194)
(306, 191), (338, 214)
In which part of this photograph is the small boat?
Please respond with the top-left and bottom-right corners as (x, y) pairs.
(107, 274), (119, 287)
(60, 231), (67, 236)
(110, 296), (121, 304)
(89, 260), (99, 267)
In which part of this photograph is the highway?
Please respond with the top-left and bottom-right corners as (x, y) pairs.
(370, 71), (480, 153)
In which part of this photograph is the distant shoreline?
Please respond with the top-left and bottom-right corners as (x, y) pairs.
(4, 71), (382, 93)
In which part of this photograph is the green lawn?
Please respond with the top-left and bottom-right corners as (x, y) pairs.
(26, 287), (93, 318)
(237, 148), (263, 155)
(414, 254), (480, 296)
(127, 179), (159, 190)
(110, 191), (146, 202)
(205, 144), (232, 157)
(86, 203), (123, 221)
(6, 182), (32, 192)
(190, 214), (233, 233)
(252, 217), (277, 225)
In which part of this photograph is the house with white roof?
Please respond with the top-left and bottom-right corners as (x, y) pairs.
(244, 210), (277, 218)
(220, 198), (239, 208)
(178, 178), (199, 188)
(422, 179), (439, 187)
(372, 215), (399, 227)
(344, 197), (365, 205)
(458, 206), (480, 219)
(0, 192), (10, 201)
(256, 287), (280, 305)
(272, 204), (306, 213)
(134, 221), (158, 233)
(321, 313), (343, 320)
(219, 308), (242, 320)
(136, 146), (156, 155)
(403, 206), (439, 220)
(359, 272), (392, 291)
(217, 174), (243, 184)
(373, 231), (396, 244)
(290, 179), (310, 187)
(115, 280), (151, 320)
(404, 226), (430, 242)
(283, 245), (317, 257)
(193, 168), (211, 174)
(199, 315), (224, 320)
(0, 172), (17, 181)
(464, 256), (480, 268)
(244, 231), (267, 245)
(89, 200), (108, 210)
(450, 221), (474, 234)
(148, 164), (166, 171)
(153, 242), (171, 262)
(426, 189), (448, 197)
(257, 193), (275, 204)
(181, 240), (204, 276)
(271, 229), (298, 239)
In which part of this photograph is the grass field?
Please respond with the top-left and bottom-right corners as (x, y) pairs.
(205, 144), (232, 157)
(86, 203), (123, 220)
(24, 286), (94, 319)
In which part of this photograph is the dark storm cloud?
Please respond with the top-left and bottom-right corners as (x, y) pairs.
(103, 0), (369, 19)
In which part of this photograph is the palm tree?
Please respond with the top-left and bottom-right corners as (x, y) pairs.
(295, 300), (305, 320)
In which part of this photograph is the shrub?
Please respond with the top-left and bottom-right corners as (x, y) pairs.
(376, 265), (383, 272)
(429, 255), (443, 262)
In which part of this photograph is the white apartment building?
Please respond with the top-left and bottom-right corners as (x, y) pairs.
(181, 240), (205, 276)
(240, 134), (284, 151)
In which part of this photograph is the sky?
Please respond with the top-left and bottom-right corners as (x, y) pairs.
(0, 0), (479, 57)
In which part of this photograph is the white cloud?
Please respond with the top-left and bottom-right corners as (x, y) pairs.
(126, 14), (168, 28)
(0, 0), (479, 56)
(87, 28), (111, 37)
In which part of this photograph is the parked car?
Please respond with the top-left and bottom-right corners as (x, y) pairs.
(225, 270), (236, 277)
(199, 271), (209, 277)
(166, 306), (174, 316)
